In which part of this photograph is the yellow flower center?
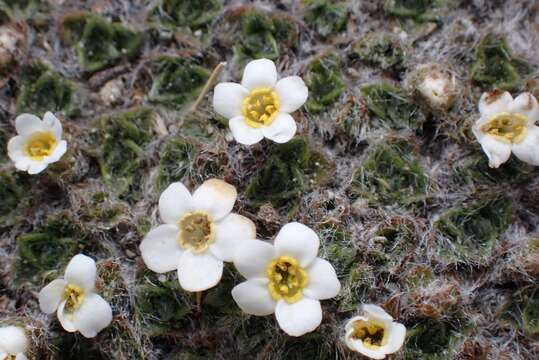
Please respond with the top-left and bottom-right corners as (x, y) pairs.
(480, 112), (528, 144)
(241, 87), (280, 128)
(266, 255), (308, 304)
(25, 131), (58, 161)
(5, 355), (17, 360)
(178, 211), (215, 253)
(63, 284), (85, 312)
(351, 319), (389, 349)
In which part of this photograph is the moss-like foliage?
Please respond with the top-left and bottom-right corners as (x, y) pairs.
(0, 171), (30, 227)
(246, 138), (332, 209)
(522, 290), (539, 337)
(338, 263), (377, 312)
(322, 225), (356, 278)
(305, 54), (346, 113)
(471, 34), (530, 91)
(61, 14), (142, 73)
(370, 220), (418, 268)
(135, 279), (194, 336)
(0, 0), (41, 23)
(384, 0), (441, 23)
(350, 140), (428, 207)
(16, 63), (73, 117)
(436, 195), (512, 263)
(361, 83), (424, 130)
(232, 9), (299, 61)
(352, 33), (405, 72)
(96, 108), (154, 203)
(15, 214), (93, 284)
(302, 0), (348, 38)
(405, 319), (457, 359)
(148, 56), (210, 109)
(157, 137), (196, 191)
(149, 0), (223, 30)
(52, 333), (106, 359)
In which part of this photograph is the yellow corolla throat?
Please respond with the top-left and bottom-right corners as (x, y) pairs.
(351, 319), (389, 350)
(63, 284), (85, 312)
(480, 112), (528, 144)
(241, 87), (280, 128)
(25, 131), (58, 161)
(5, 355), (17, 360)
(266, 255), (308, 304)
(178, 211), (215, 253)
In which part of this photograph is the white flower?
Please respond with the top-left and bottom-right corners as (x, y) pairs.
(213, 58), (308, 145)
(344, 304), (406, 359)
(473, 91), (539, 168)
(38, 254), (112, 338)
(139, 179), (256, 292)
(231, 222), (341, 337)
(0, 326), (28, 360)
(7, 112), (67, 174)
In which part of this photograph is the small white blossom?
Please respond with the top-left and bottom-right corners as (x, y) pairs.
(231, 222), (341, 337)
(213, 58), (308, 145)
(140, 179), (256, 292)
(7, 112), (67, 174)
(344, 304), (406, 359)
(473, 91), (539, 168)
(0, 326), (28, 360)
(38, 254), (112, 338)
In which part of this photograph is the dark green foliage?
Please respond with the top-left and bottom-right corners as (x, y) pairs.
(370, 220), (418, 267)
(522, 290), (539, 336)
(157, 137), (196, 190)
(471, 34), (530, 91)
(16, 63), (73, 117)
(234, 9), (298, 61)
(149, 0), (223, 30)
(246, 138), (331, 209)
(280, 324), (338, 359)
(0, 0), (41, 23)
(305, 54), (346, 113)
(384, 0), (441, 23)
(338, 263), (377, 312)
(361, 83), (424, 130)
(149, 56), (210, 109)
(350, 140), (428, 207)
(62, 14), (142, 73)
(303, 0), (348, 38)
(0, 171), (29, 227)
(352, 33), (405, 72)
(405, 319), (457, 359)
(52, 333), (106, 359)
(322, 225), (356, 278)
(436, 195), (512, 263)
(96, 108), (154, 202)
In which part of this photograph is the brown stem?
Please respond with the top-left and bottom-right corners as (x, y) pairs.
(190, 61), (227, 113)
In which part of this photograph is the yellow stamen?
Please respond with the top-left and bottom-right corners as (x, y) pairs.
(178, 211), (215, 253)
(480, 112), (528, 144)
(351, 319), (389, 349)
(266, 255), (308, 304)
(241, 87), (280, 128)
(63, 284), (85, 312)
(25, 131), (58, 161)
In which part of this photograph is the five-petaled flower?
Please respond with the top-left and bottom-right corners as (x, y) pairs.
(7, 112), (67, 174)
(473, 91), (539, 168)
(38, 254), (113, 338)
(213, 58), (308, 145)
(140, 179), (256, 292)
(0, 326), (28, 360)
(344, 304), (406, 359)
(231, 222), (341, 337)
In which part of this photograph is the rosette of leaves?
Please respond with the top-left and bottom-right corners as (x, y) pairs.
(305, 54), (346, 113)
(384, 0), (441, 23)
(302, 0), (348, 38)
(352, 32), (405, 72)
(149, 0), (223, 30)
(405, 319), (459, 360)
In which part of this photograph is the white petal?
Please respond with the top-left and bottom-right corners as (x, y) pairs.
(177, 251), (223, 292)
(478, 91), (513, 118)
(213, 82), (248, 119)
(16, 354), (29, 360)
(13, 158), (32, 173)
(57, 300), (77, 332)
(509, 92), (539, 124)
(233, 239), (275, 279)
(72, 293), (113, 338)
(303, 258), (340, 300)
(274, 222), (320, 267)
(275, 298), (322, 337)
(192, 178), (237, 221)
(46, 140), (67, 163)
(475, 134), (512, 168)
(27, 161), (48, 175)
(274, 76), (308, 113)
(7, 136), (27, 162)
(363, 304), (393, 322)
(345, 315), (367, 332)
(158, 182), (194, 225)
(64, 254), (96, 291)
(39, 278), (68, 314)
(345, 329), (387, 359)
(512, 125), (539, 166)
(0, 326), (28, 354)
(140, 224), (183, 273)
(43, 112), (63, 138)
(15, 113), (44, 135)
(261, 113), (297, 144)
(210, 213), (256, 262)
(384, 322), (406, 354)
(229, 116), (264, 145)
(231, 278), (276, 316)
(241, 58), (277, 90)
